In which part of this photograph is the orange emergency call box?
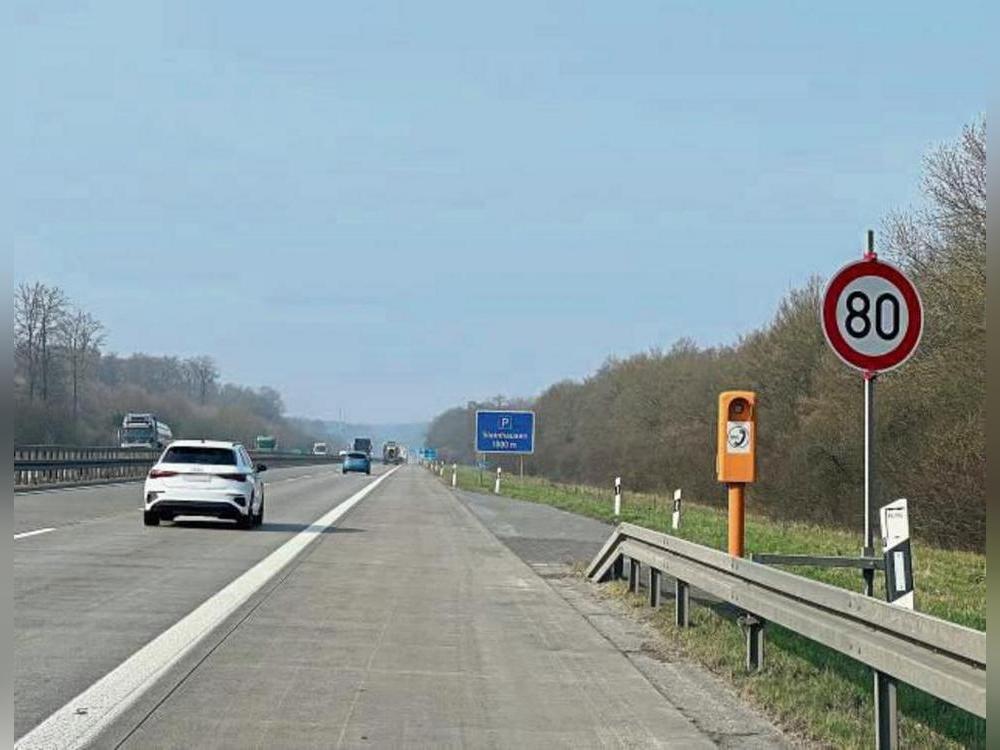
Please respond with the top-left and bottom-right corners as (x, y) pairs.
(716, 391), (757, 483)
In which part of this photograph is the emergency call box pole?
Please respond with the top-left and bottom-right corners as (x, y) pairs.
(717, 391), (757, 557)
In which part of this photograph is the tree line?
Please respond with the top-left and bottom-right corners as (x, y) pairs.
(14, 286), (319, 449)
(427, 119), (985, 551)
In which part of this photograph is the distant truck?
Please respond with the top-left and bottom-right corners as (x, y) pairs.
(312, 442), (329, 456)
(382, 441), (403, 464)
(352, 437), (373, 457)
(119, 413), (173, 449)
(255, 435), (277, 451)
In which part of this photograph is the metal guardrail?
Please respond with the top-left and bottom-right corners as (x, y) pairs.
(14, 445), (343, 489)
(586, 523), (985, 731)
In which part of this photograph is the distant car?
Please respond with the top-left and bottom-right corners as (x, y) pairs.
(342, 450), (371, 475)
(143, 440), (266, 528)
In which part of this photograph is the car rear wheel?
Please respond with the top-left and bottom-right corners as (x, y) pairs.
(143, 510), (160, 527)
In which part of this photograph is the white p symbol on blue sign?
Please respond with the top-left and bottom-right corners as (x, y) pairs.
(500, 416), (512, 429)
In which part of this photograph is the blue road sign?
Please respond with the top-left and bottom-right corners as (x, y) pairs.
(422, 448), (438, 460)
(475, 410), (535, 454)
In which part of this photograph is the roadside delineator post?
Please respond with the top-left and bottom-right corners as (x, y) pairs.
(494, 466), (502, 494)
(671, 489), (682, 530)
(614, 476), (622, 517)
(451, 463), (457, 488)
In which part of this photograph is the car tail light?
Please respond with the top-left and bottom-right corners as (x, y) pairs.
(148, 469), (178, 479)
(217, 473), (247, 482)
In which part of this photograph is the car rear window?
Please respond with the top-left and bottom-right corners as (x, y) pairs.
(347, 451), (367, 459)
(161, 447), (237, 465)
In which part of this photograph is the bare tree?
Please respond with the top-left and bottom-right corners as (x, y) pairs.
(15, 282), (43, 400)
(186, 356), (219, 405)
(14, 282), (67, 401)
(38, 285), (68, 401)
(60, 308), (105, 423)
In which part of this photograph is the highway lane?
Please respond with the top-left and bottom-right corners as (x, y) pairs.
(14, 463), (390, 741)
(101, 465), (711, 748)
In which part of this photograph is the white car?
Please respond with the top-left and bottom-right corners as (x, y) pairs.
(143, 440), (266, 528)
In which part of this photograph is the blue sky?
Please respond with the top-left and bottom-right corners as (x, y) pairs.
(10, 2), (991, 423)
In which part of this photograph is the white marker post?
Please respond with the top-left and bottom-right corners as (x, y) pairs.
(671, 489), (682, 530)
(880, 499), (913, 610)
(451, 463), (457, 488)
(494, 466), (502, 494)
(614, 477), (622, 517)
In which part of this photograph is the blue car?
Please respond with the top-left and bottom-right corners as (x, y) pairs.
(342, 451), (371, 475)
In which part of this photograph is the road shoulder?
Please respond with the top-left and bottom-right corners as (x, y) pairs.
(455, 486), (795, 750)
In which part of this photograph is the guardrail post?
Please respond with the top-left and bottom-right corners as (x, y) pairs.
(628, 558), (640, 593)
(675, 579), (690, 627)
(648, 568), (662, 607)
(875, 673), (899, 750)
(738, 614), (765, 672)
(611, 554), (624, 581)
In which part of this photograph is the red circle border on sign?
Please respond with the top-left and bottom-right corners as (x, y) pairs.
(821, 258), (923, 373)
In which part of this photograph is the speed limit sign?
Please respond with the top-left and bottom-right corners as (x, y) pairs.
(822, 257), (923, 373)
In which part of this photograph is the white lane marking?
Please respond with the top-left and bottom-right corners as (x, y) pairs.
(276, 473), (317, 484)
(16, 466), (400, 750)
(13, 528), (56, 540)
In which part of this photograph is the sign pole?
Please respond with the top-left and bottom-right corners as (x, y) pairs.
(820, 229), (921, 750)
(519, 455), (524, 480)
(861, 230), (897, 750)
(863, 370), (876, 596)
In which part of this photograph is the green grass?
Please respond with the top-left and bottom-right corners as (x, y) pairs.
(435, 464), (986, 749)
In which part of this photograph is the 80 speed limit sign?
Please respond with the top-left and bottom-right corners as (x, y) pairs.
(822, 257), (923, 373)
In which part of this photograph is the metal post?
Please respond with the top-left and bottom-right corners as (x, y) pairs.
(649, 568), (662, 607)
(519, 455), (523, 480)
(675, 579), (690, 627)
(739, 614), (765, 672)
(728, 484), (745, 557)
(863, 229), (897, 750)
(876, 672), (899, 749)
(612, 554), (624, 581)
(863, 371), (876, 596)
(628, 558), (640, 594)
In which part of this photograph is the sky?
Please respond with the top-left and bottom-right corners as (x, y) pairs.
(10, 1), (992, 423)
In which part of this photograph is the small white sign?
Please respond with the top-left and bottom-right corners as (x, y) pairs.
(726, 422), (752, 454)
(880, 498), (909, 548)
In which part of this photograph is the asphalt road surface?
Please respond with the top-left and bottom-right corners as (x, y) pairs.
(16, 465), (721, 748)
